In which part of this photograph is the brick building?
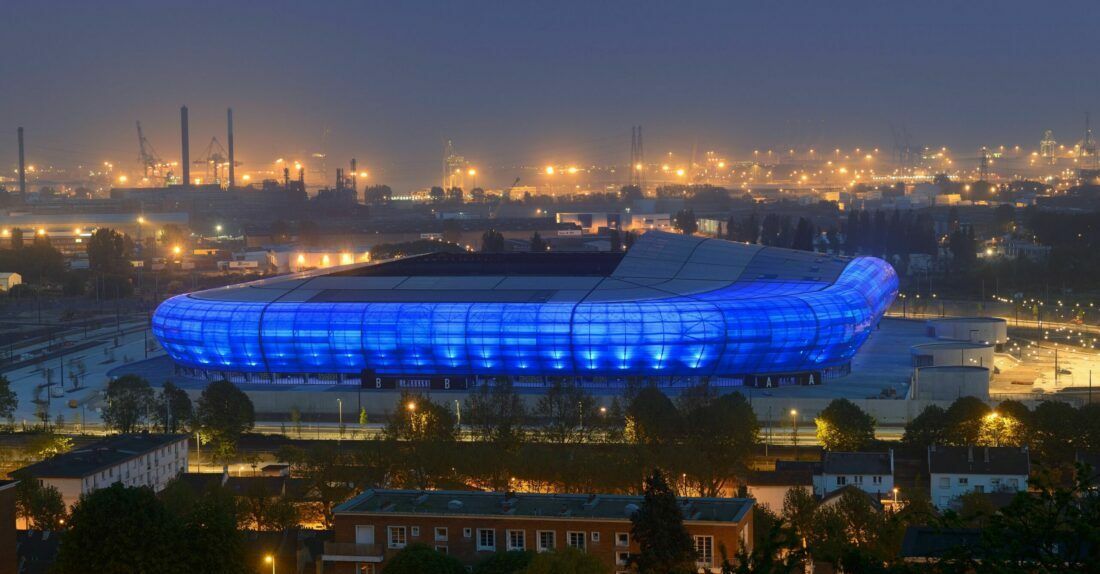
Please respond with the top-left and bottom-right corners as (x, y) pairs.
(321, 489), (754, 573)
(0, 480), (16, 574)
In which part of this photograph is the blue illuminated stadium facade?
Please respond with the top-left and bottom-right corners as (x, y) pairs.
(151, 231), (897, 388)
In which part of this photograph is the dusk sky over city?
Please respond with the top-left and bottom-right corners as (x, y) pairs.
(4, 1), (1100, 189)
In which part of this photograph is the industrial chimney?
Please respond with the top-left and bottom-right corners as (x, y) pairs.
(17, 127), (26, 200)
(180, 106), (190, 186)
(227, 108), (235, 188)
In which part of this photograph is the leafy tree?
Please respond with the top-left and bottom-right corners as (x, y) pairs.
(521, 547), (609, 574)
(815, 399), (876, 451)
(791, 217), (815, 251)
(383, 543), (465, 574)
(384, 392), (458, 489)
(901, 404), (948, 451)
(195, 380), (255, 469)
(13, 472), (66, 529)
(180, 482), (247, 573)
(1029, 400), (1077, 464)
(672, 208), (698, 235)
(153, 381), (192, 433)
(781, 486), (818, 546)
(466, 380), (527, 447)
(86, 228), (130, 274)
(529, 231), (547, 252)
(102, 375), (155, 433)
(277, 444), (356, 528)
(474, 550), (535, 574)
(534, 379), (598, 444)
(0, 374), (17, 426)
(721, 511), (805, 574)
(54, 484), (184, 574)
(679, 391), (758, 497)
(943, 396), (991, 446)
(237, 481), (299, 531)
(630, 469), (696, 574)
(625, 385), (680, 449)
(481, 229), (506, 253)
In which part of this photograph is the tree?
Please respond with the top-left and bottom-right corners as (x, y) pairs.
(481, 229), (506, 253)
(86, 228), (130, 274)
(679, 391), (759, 497)
(792, 217), (815, 251)
(625, 385), (681, 449)
(530, 231), (547, 252)
(630, 469), (696, 574)
(672, 209), (698, 235)
(102, 375), (155, 433)
(384, 392), (458, 489)
(0, 374), (16, 427)
(54, 484), (183, 574)
(277, 444), (356, 528)
(534, 379), (597, 444)
(13, 473), (66, 529)
(943, 396), (991, 446)
(1029, 400), (1078, 464)
(154, 381), (192, 433)
(466, 380), (527, 447)
(521, 547), (609, 574)
(815, 399), (876, 451)
(902, 404), (948, 451)
(474, 550), (535, 574)
(384, 543), (465, 574)
(195, 380), (255, 469)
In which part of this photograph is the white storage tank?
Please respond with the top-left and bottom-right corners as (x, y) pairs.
(911, 341), (995, 369)
(926, 317), (1008, 350)
(912, 365), (990, 401)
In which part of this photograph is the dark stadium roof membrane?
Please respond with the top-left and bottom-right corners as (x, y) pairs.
(327, 251), (626, 277)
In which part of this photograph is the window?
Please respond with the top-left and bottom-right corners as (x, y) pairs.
(958, 478), (969, 486)
(435, 527), (448, 542)
(853, 475), (864, 485)
(615, 532), (629, 547)
(616, 550), (631, 566)
(974, 485), (984, 493)
(1008, 478), (1019, 488)
(872, 476), (882, 485)
(939, 477), (950, 488)
(435, 545), (448, 555)
(507, 530), (526, 551)
(477, 528), (496, 551)
(357, 563), (376, 574)
(411, 526), (420, 538)
(991, 478), (1001, 489)
(464, 528), (473, 538)
(537, 530), (556, 552)
(694, 535), (714, 567)
(568, 531), (586, 550)
(591, 532), (600, 543)
(388, 526), (407, 549)
(836, 476), (847, 486)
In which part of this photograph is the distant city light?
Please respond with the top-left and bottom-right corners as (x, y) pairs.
(545, 166), (555, 175)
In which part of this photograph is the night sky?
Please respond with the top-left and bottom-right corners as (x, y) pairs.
(2, 0), (1099, 190)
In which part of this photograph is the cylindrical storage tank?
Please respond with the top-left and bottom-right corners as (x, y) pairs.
(911, 341), (995, 369)
(926, 317), (1008, 349)
(912, 366), (990, 401)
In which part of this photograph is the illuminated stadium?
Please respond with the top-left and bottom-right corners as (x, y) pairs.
(151, 231), (897, 390)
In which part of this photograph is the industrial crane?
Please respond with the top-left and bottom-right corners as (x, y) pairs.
(193, 136), (242, 186)
(136, 121), (172, 183)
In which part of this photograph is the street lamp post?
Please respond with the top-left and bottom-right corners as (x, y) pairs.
(337, 398), (343, 440)
(893, 487), (899, 507)
(790, 409), (799, 459)
(264, 554), (275, 574)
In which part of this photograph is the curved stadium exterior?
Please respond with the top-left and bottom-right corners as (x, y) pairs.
(151, 231), (897, 388)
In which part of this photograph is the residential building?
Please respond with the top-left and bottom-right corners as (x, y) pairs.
(928, 445), (1029, 510)
(322, 489), (754, 573)
(746, 468), (813, 512)
(12, 434), (188, 510)
(814, 451), (895, 500)
(0, 273), (20, 292)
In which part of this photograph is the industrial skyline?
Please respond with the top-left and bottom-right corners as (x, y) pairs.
(3, 1), (1100, 191)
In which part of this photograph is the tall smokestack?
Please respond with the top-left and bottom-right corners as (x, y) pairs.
(180, 106), (190, 186)
(227, 108), (235, 188)
(350, 158), (358, 194)
(17, 127), (26, 200)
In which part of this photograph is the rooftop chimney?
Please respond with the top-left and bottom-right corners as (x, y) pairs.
(180, 106), (190, 186)
(226, 108), (235, 188)
(983, 447), (990, 463)
(967, 446), (974, 463)
(350, 158), (358, 193)
(17, 127), (26, 200)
